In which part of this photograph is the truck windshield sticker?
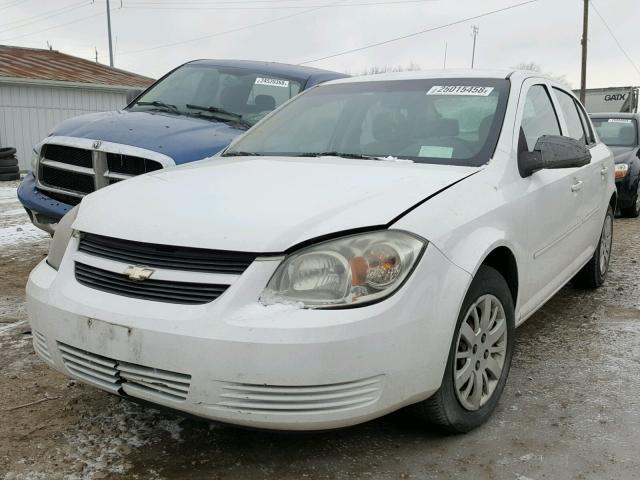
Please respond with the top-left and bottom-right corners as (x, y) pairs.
(608, 118), (633, 123)
(426, 86), (494, 96)
(419, 146), (454, 158)
(255, 77), (290, 88)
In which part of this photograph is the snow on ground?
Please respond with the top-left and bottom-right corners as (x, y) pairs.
(0, 182), (49, 248)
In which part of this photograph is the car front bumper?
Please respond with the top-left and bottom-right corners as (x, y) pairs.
(615, 174), (639, 210)
(26, 240), (470, 431)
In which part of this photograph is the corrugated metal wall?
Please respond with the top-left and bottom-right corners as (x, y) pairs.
(0, 82), (127, 170)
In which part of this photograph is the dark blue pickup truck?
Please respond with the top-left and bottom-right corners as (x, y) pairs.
(18, 59), (346, 232)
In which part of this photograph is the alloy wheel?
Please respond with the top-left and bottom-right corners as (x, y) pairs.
(454, 294), (508, 411)
(599, 212), (613, 274)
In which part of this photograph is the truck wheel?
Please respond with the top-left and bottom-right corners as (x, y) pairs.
(0, 165), (19, 174)
(411, 265), (515, 433)
(0, 147), (17, 159)
(572, 205), (613, 288)
(0, 172), (20, 181)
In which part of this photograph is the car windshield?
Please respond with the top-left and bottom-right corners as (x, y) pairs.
(224, 78), (510, 166)
(128, 63), (303, 127)
(592, 118), (638, 147)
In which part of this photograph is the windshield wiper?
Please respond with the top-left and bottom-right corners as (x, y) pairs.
(135, 100), (179, 113)
(221, 151), (262, 157)
(297, 151), (385, 160)
(186, 104), (252, 129)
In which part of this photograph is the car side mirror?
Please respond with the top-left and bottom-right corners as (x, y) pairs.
(126, 89), (143, 104)
(518, 135), (591, 177)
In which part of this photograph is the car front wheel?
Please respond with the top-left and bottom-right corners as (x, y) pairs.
(412, 265), (515, 433)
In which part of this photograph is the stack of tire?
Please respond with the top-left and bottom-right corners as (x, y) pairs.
(0, 147), (20, 181)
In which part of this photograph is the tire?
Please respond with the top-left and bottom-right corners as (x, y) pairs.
(411, 265), (515, 433)
(572, 205), (613, 288)
(0, 172), (20, 181)
(0, 147), (16, 159)
(621, 184), (640, 218)
(0, 157), (18, 167)
(0, 165), (19, 174)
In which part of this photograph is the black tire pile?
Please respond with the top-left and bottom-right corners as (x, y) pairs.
(0, 147), (20, 181)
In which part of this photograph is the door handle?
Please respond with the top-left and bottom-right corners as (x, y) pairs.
(571, 180), (584, 192)
(601, 166), (609, 176)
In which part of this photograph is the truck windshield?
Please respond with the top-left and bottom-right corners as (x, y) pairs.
(128, 64), (303, 126)
(592, 118), (638, 147)
(224, 78), (510, 166)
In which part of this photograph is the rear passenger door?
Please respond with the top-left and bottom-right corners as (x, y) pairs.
(551, 87), (607, 255)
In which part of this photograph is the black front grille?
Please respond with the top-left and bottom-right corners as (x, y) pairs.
(75, 262), (228, 305)
(78, 233), (258, 275)
(43, 144), (92, 168)
(41, 166), (94, 194)
(107, 153), (163, 175)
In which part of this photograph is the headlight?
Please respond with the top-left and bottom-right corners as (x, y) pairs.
(46, 206), (79, 270)
(615, 163), (629, 178)
(30, 144), (41, 172)
(262, 230), (426, 308)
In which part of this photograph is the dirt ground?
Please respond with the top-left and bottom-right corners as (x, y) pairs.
(1, 179), (639, 480)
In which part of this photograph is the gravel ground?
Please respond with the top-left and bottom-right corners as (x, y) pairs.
(1, 179), (639, 480)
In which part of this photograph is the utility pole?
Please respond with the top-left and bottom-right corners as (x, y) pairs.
(106, 0), (114, 67)
(471, 25), (479, 69)
(443, 42), (448, 69)
(580, 0), (588, 104)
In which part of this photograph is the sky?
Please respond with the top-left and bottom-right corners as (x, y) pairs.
(1, 0), (639, 89)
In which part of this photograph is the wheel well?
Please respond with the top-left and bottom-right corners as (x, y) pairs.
(609, 192), (617, 211)
(481, 247), (518, 304)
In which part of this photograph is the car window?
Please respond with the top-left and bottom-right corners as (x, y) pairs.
(592, 118), (638, 147)
(521, 85), (561, 152)
(574, 99), (595, 144)
(553, 88), (586, 144)
(129, 64), (303, 126)
(226, 79), (511, 167)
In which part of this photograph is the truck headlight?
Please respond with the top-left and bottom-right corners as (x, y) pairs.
(46, 206), (79, 270)
(615, 163), (629, 178)
(261, 230), (426, 308)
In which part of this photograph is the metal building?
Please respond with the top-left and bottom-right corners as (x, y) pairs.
(0, 45), (153, 170)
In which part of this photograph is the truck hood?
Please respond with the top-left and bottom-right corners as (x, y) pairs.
(50, 110), (244, 164)
(609, 146), (640, 164)
(75, 157), (477, 253)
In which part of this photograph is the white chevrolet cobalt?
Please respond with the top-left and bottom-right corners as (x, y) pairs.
(27, 70), (615, 433)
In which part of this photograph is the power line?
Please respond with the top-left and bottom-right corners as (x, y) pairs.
(121, 0), (438, 10)
(299, 0), (538, 65)
(589, 0), (640, 78)
(118, 0), (344, 56)
(0, 1), (91, 33)
(0, 0), (28, 12)
(0, 10), (106, 42)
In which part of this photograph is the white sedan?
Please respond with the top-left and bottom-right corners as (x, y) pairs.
(26, 70), (615, 433)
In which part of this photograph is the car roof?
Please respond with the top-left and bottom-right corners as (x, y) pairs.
(184, 59), (348, 82)
(323, 69), (563, 86)
(589, 112), (639, 119)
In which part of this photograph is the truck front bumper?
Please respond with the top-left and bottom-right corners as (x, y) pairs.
(17, 173), (73, 234)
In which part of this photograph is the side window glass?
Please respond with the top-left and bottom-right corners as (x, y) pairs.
(553, 88), (586, 144)
(521, 85), (561, 152)
(574, 99), (595, 144)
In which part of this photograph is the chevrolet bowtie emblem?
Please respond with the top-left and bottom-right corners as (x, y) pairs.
(124, 265), (154, 281)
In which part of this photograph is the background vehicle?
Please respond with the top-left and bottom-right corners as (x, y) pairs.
(576, 86), (639, 113)
(591, 113), (640, 217)
(17, 59), (347, 233)
(27, 70), (614, 433)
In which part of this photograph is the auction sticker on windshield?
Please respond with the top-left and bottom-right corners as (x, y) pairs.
(255, 77), (290, 88)
(427, 85), (494, 96)
(608, 118), (633, 123)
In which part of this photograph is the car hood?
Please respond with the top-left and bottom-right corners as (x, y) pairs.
(75, 156), (478, 252)
(50, 110), (244, 164)
(609, 145), (640, 164)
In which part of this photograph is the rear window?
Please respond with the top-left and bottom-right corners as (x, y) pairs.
(592, 118), (638, 147)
